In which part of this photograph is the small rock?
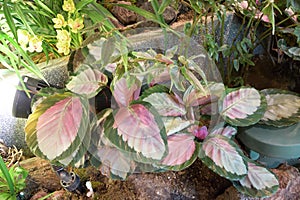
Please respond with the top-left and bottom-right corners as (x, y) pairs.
(136, 1), (177, 27)
(111, 1), (137, 25)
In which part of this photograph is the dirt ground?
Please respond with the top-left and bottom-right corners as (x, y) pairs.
(21, 157), (232, 200)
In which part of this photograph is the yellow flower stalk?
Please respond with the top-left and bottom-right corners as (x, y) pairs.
(62, 0), (76, 13)
(56, 30), (71, 55)
(68, 17), (84, 33)
(56, 30), (71, 43)
(17, 29), (30, 50)
(27, 36), (43, 53)
(56, 41), (70, 55)
(52, 14), (67, 29)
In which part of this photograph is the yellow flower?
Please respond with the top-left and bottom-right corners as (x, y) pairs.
(56, 30), (71, 43)
(17, 29), (30, 49)
(62, 0), (76, 13)
(52, 14), (67, 29)
(68, 17), (84, 33)
(27, 36), (43, 53)
(56, 41), (70, 55)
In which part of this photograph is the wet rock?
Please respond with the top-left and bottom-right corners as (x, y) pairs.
(111, 1), (137, 25)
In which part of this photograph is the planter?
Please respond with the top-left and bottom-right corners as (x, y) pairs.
(238, 123), (300, 168)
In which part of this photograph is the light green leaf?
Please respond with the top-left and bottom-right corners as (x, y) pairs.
(162, 117), (193, 136)
(233, 160), (279, 197)
(220, 87), (267, 126)
(199, 135), (248, 180)
(260, 89), (300, 127)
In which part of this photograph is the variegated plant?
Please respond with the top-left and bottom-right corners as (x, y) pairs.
(24, 36), (300, 198)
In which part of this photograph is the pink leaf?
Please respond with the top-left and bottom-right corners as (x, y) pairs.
(113, 104), (166, 160)
(113, 78), (140, 107)
(36, 97), (83, 160)
(239, 162), (279, 190)
(211, 126), (237, 138)
(161, 134), (195, 166)
(202, 137), (247, 175)
(66, 67), (108, 98)
(222, 88), (261, 119)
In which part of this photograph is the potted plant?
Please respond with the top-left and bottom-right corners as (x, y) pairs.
(22, 29), (300, 197)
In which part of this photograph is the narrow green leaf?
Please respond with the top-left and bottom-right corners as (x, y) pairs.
(0, 156), (14, 195)
(33, 0), (55, 16)
(158, 0), (172, 15)
(3, 1), (17, 39)
(76, 0), (94, 11)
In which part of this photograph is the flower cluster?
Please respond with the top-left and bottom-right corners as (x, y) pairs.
(52, 0), (84, 55)
(17, 29), (43, 53)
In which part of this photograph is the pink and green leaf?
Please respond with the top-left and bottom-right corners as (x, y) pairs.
(140, 85), (186, 117)
(25, 92), (90, 161)
(220, 87), (267, 126)
(260, 89), (300, 127)
(160, 134), (199, 171)
(113, 103), (166, 160)
(66, 65), (108, 98)
(210, 126), (237, 138)
(199, 135), (248, 180)
(104, 101), (167, 162)
(233, 160), (279, 197)
(112, 77), (140, 107)
(162, 117), (193, 136)
(96, 146), (135, 180)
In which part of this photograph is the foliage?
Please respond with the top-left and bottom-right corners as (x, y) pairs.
(184, 0), (300, 85)
(22, 34), (300, 197)
(0, 0), (117, 92)
(0, 156), (28, 200)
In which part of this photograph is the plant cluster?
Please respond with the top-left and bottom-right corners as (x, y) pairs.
(23, 34), (300, 197)
(0, 156), (27, 200)
(184, 0), (300, 85)
(1, 0), (300, 198)
(0, 0), (117, 93)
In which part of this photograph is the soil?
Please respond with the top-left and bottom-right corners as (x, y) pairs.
(21, 157), (232, 200)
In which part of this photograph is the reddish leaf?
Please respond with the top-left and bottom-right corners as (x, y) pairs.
(66, 66), (108, 98)
(113, 104), (166, 160)
(113, 78), (140, 107)
(161, 134), (196, 166)
(36, 96), (83, 160)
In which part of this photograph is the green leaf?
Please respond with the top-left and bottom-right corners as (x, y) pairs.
(76, 0), (93, 11)
(170, 65), (186, 92)
(0, 156), (14, 196)
(260, 89), (300, 127)
(3, 1), (17, 39)
(220, 87), (267, 127)
(157, 0), (172, 15)
(199, 135), (248, 180)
